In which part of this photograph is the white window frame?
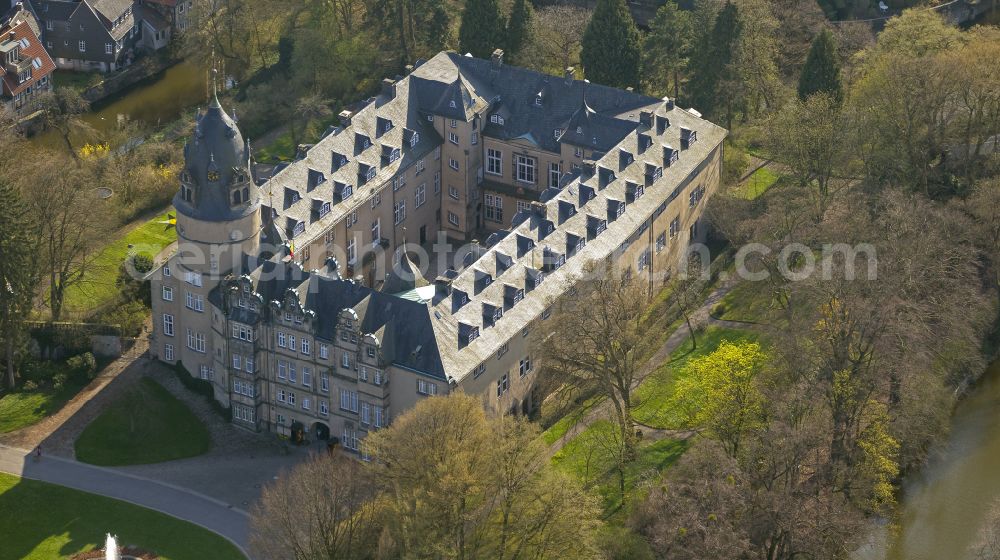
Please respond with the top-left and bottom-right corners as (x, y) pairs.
(487, 149), (502, 175)
(515, 154), (536, 184)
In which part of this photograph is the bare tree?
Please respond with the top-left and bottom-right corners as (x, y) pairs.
(250, 454), (380, 560)
(524, 6), (590, 74)
(37, 88), (92, 159)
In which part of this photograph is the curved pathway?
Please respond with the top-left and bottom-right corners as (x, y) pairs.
(0, 444), (252, 558)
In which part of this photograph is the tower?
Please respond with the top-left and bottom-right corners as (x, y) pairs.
(173, 80), (261, 278)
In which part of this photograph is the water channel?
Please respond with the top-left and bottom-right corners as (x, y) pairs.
(31, 60), (207, 149)
(857, 360), (1000, 560)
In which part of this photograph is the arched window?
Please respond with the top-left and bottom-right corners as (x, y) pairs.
(242, 187), (249, 201)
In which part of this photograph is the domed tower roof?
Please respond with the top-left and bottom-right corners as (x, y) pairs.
(174, 89), (258, 222)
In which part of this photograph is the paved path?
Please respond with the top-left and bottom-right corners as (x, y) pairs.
(546, 280), (749, 457)
(0, 444), (252, 559)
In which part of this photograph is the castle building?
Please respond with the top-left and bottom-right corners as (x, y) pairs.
(150, 51), (726, 450)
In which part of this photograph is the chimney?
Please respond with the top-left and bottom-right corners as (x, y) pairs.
(381, 78), (396, 100)
(530, 201), (547, 218)
(405, 64), (414, 74)
(664, 97), (675, 111)
(565, 67), (575, 84)
(338, 109), (353, 127)
(491, 49), (504, 71)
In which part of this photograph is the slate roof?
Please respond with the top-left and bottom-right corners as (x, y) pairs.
(91, 0), (132, 21)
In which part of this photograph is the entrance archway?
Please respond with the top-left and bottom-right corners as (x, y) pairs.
(312, 422), (330, 441)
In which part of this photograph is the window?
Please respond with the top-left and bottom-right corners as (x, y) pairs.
(367, 346), (376, 359)
(342, 353), (351, 369)
(277, 389), (286, 402)
(342, 427), (358, 451)
(46, 20), (53, 30)
(487, 149), (502, 175)
(162, 314), (174, 336)
(689, 185), (706, 207)
(515, 154), (536, 184)
(163, 266), (171, 277)
(288, 363), (297, 384)
(496, 373), (509, 397)
(359, 365), (369, 383)
(346, 209), (358, 227)
(542, 306), (552, 320)
(373, 368), (385, 385)
(340, 389), (359, 412)
(416, 159), (425, 174)
(186, 329), (206, 353)
(361, 402), (371, 425)
(448, 186), (460, 200)
(199, 364), (211, 380)
(320, 400), (329, 415)
(427, 114), (434, 122)
(448, 212), (460, 226)
(277, 332), (286, 348)
(415, 183), (426, 208)
(371, 191), (382, 209)
(301, 338), (310, 355)
(374, 406), (385, 428)
(417, 379), (438, 395)
(450, 119), (457, 128)
(471, 131), (479, 145)
(232, 324), (253, 341)
(287, 391), (296, 406)
(449, 158), (459, 171)
(278, 360), (287, 379)
(656, 232), (667, 252)
(473, 362), (486, 378)
(232, 354), (241, 369)
(574, 147), (583, 158)
(347, 237), (356, 264)
(638, 249), (651, 271)
(549, 163), (561, 188)
(164, 344), (174, 361)
(302, 398), (311, 411)
(185, 291), (204, 312)
(448, 131), (459, 145)
(394, 200), (406, 225)
(410, 132), (419, 147)
(434, 171), (441, 194)
(496, 342), (509, 359)
(491, 114), (504, 125)
(319, 344), (329, 359)
(162, 286), (173, 301)
(105, 43), (112, 54)
(669, 217), (680, 238)
(185, 271), (202, 287)
(484, 194), (503, 223)
(370, 219), (381, 246)
(246, 356), (254, 372)
(78, 40), (86, 52)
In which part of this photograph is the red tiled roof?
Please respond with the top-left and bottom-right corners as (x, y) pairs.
(0, 18), (56, 98)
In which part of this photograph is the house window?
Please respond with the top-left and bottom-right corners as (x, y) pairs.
(484, 194), (503, 223)
(342, 353), (351, 369)
(448, 131), (459, 145)
(288, 363), (297, 384)
(319, 344), (329, 359)
(185, 291), (204, 312)
(373, 368), (384, 385)
(515, 155), (536, 184)
(246, 357), (254, 372)
(46, 20), (53, 30)
(449, 158), (459, 171)
(448, 212), (460, 226)
(394, 200), (406, 225)
(417, 379), (438, 395)
(162, 286), (173, 301)
(302, 398), (311, 411)
(656, 232), (667, 252)
(340, 389), (359, 412)
(164, 344), (174, 361)
(320, 400), (329, 415)
(410, 132), (419, 147)
(549, 163), (561, 188)
(287, 391), (296, 406)
(301, 338), (310, 355)
(448, 186), (460, 200)
(497, 342), (509, 358)
(105, 43), (112, 54)
(371, 219), (381, 245)
(415, 183), (426, 208)
(278, 360), (287, 379)
(374, 406), (385, 428)
(78, 40), (86, 52)
(473, 362), (486, 378)
(347, 237), (356, 264)
(342, 427), (358, 451)
(471, 131), (479, 145)
(496, 373), (509, 397)
(638, 249), (651, 271)
(574, 147), (583, 158)
(359, 365), (369, 383)
(232, 354), (241, 369)
(487, 149), (502, 175)
(277, 389), (286, 402)
(186, 329), (206, 353)
(185, 271), (202, 287)
(450, 119), (457, 128)
(491, 114), (504, 125)
(162, 314), (174, 336)
(416, 159), (425, 174)
(434, 171), (441, 194)
(361, 402), (371, 425)
(277, 332), (286, 347)
(669, 217), (680, 238)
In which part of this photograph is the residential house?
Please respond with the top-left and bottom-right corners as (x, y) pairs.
(136, 0), (190, 52)
(29, 0), (138, 72)
(0, 2), (54, 115)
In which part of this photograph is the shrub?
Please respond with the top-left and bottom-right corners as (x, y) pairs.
(172, 361), (230, 421)
(52, 372), (69, 390)
(67, 352), (98, 380)
(97, 300), (148, 337)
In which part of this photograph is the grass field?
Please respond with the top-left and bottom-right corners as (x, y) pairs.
(0, 380), (87, 434)
(712, 279), (780, 324)
(631, 327), (761, 430)
(52, 70), (103, 92)
(0, 473), (245, 560)
(61, 210), (175, 315)
(552, 420), (688, 517)
(735, 166), (781, 200)
(75, 377), (209, 466)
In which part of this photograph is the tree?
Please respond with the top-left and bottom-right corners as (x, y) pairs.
(366, 393), (601, 559)
(37, 88), (92, 159)
(798, 28), (842, 102)
(523, 6), (589, 75)
(670, 341), (768, 458)
(459, 0), (505, 59)
(0, 177), (35, 389)
(687, 2), (741, 126)
(505, 0), (532, 63)
(732, 0), (781, 118)
(642, 1), (693, 100)
(580, 0), (640, 89)
(288, 92), (332, 150)
(536, 264), (646, 464)
(250, 454), (381, 559)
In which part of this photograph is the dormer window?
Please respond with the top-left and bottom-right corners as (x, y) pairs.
(366, 167), (376, 181)
(491, 114), (504, 126)
(534, 95), (543, 106)
(318, 201), (331, 218)
(293, 221), (305, 236)
(409, 132), (419, 147)
(383, 120), (392, 133)
(449, 100), (457, 108)
(553, 128), (561, 139)
(576, 126), (583, 134)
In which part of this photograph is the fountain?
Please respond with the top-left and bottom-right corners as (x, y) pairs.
(105, 534), (120, 560)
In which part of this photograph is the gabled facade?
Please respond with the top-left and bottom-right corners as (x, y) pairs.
(0, 2), (54, 115)
(29, 0), (138, 72)
(136, 0), (190, 52)
(150, 51), (727, 453)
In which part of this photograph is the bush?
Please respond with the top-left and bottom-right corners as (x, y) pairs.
(96, 300), (148, 337)
(597, 526), (655, 560)
(67, 352), (98, 380)
(21, 359), (61, 386)
(52, 372), (69, 390)
(172, 361), (230, 421)
(22, 381), (38, 391)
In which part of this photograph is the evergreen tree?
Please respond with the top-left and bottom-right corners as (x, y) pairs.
(798, 28), (842, 103)
(505, 0), (532, 62)
(0, 178), (36, 388)
(459, 0), (505, 59)
(686, 1), (741, 125)
(642, 0), (693, 100)
(580, 0), (641, 89)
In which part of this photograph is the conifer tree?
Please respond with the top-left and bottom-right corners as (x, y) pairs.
(459, 0), (505, 59)
(505, 0), (532, 62)
(798, 28), (842, 103)
(643, 0), (693, 100)
(686, 1), (741, 124)
(580, 0), (641, 89)
(0, 178), (36, 388)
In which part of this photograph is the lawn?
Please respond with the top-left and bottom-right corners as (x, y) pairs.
(0, 473), (245, 560)
(552, 420), (688, 517)
(0, 380), (87, 434)
(631, 326), (761, 430)
(75, 377), (209, 466)
(52, 70), (103, 92)
(735, 165), (781, 200)
(712, 279), (780, 323)
(61, 210), (175, 315)
(541, 395), (600, 446)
